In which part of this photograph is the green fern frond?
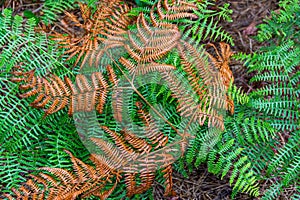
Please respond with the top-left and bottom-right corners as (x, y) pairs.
(207, 139), (259, 198)
(0, 8), (90, 193)
(242, 40), (300, 132)
(267, 131), (300, 176)
(282, 153), (300, 186)
(41, 0), (76, 24)
(227, 82), (249, 105)
(291, 186), (300, 200)
(256, 0), (300, 42)
(261, 183), (282, 200)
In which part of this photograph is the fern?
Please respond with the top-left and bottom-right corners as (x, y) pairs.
(129, 0), (233, 45)
(256, 0), (300, 42)
(41, 0), (76, 24)
(0, 0), (272, 199)
(0, 8), (90, 193)
(234, 0), (300, 198)
(46, 1), (132, 68)
(181, 1), (233, 45)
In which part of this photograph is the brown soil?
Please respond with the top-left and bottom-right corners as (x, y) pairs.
(154, 165), (256, 200)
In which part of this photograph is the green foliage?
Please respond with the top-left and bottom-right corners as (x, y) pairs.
(1, 0), (299, 199)
(183, 88), (261, 198)
(40, 0), (100, 24)
(234, 0), (300, 198)
(180, 0), (233, 45)
(0, 8), (89, 193)
(129, 0), (234, 45)
(239, 40), (300, 131)
(261, 131), (300, 200)
(41, 0), (76, 24)
(256, 0), (300, 43)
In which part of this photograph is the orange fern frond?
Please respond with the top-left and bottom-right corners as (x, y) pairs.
(160, 40), (230, 130)
(88, 110), (176, 198)
(149, 0), (198, 28)
(162, 164), (176, 196)
(90, 137), (127, 169)
(206, 42), (235, 114)
(125, 168), (156, 197)
(119, 57), (175, 75)
(136, 102), (169, 149)
(47, 1), (133, 68)
(3, 150), (115, 200)
(121, 12), (181, 66)
(101, 126), (139, 160)
(11, 69), (109, 117)
(106, 65), (118, 86)
(120, 128), (152, 154)
(206, 42), (234, 88)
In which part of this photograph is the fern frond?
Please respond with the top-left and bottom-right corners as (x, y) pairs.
(11, 68), (109, 117)
(162, 40), (232, 130)
(207, 141), (260, 198)
(136, 103), (169, 149)
(244, 40), (300, 132)
(267, 131), (300, 176)
(2, 150), (116, 200)
(256, 0), (300, 42)
(48, 1), (133, 68)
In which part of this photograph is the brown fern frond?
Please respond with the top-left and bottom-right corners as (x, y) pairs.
(206, 42), (234, 88)
(89, 153), (117, 178)
(89, 135), (155, 198)
(162, 0), (198, 12)
(122, 12), (181, 65)
(120, 128), (152, 154)
(149, 0), (198, 28)
(106, 65), (118, 86)
(101, 126), (139, 160)
(206, 42), (235, 114)
(123, 163), (157, 197)
(88, 180), (118, 200)
(87, 110), (176, 198)
(90, 137), (126, 169)
(4, 151), (115, 200)
(124, 172), (138, 197)
(119, 57), (175, 75)
(11, 69), (109, 117)
(31, 173), (57, 189)
(47, 1), (132, 68)
(39, 167), (77, 185)
(136, 102), (169, 149)
(156, 0), (198, 20)
(162, 164), (176, 196)
(137, 167), (156, 193)
(161, 40), (229, 130)
(65, 150), (98, 182)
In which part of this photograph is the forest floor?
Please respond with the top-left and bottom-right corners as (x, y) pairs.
(1, 0), (281, 199)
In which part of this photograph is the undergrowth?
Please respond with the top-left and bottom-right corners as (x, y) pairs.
(0, 0), (299, 199)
